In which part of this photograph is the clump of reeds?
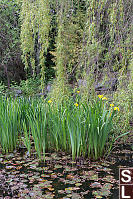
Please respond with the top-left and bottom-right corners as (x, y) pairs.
(0, 94), (128, 161)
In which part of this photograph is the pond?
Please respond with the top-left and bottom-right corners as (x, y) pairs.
(0, 142), (132, 199)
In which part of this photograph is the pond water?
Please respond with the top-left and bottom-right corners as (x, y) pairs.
(0, 143), (132, 199)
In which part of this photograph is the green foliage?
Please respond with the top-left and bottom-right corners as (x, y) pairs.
(0, 0), (133, 155)
(0, 0), (23, 86)
(1, 0), (132, 84)
(78, 0), (132, 86)
(0, 94), (128, 161)
(23, 99), (48, 159)
(0, 97), (20, 153)
(19, 0), (132, 110)
(4, 78), (41, 97)
(20, 0), (51, 91)
(113, 59), (133, 133)
(20, 77), (41, 97)
(49, 13), (70, 102)
(63, 97), (115, 160)
(0, 82), (6, 95)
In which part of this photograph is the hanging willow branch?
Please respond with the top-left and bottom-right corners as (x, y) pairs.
(20, 0), (51, 91)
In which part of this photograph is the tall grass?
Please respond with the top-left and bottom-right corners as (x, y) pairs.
(27, 101), (47, 160)
(19, 98), (48, 160)
(47, 101), (70, 152)
(47, 97), (117, 160)
(0, 95), (128, 160)
(83, 99), (114, 159)
(0, 96), (20, 153)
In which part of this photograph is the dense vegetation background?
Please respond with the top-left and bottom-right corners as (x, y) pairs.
(0, 0), (133, 133)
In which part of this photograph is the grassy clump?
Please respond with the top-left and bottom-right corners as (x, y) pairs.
(0, 94), (129, 161)
(0, 97), (20, 153)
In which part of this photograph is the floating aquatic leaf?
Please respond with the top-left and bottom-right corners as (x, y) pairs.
(45, 157), (52, 161)
(90, 182), (102, 188)
(75, 183), (82, 186)
(103, 183), (113, 189)
(51, 173), (57, 178)
(71, 193), (81, 199)
(80, 190), (89, 196)
(22, 189), (29, 194)
(58, 190), (65, 194)
(66, 194), (72, 197)
(54, 164), (63, 169)
(43, 192), (55, 198)
(95, 195), (102, 198)
(103, 175), (115, 183)
(11, 185), (20, 191)
(6, 165), (15, 169)
(93, 189), (111, 197)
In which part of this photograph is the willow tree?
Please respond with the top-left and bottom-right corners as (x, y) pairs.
(49, 1), (70, 102)
(19, 0), (132, 96)
(77, 0), (132, 100)
(20, 0), (51, 92)
(78, 0), (103, 100)
(0, 0), (22, 87)
(49, 0), (86, 102)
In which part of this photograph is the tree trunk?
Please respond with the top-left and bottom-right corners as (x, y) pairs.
(4, 64), (10, 88)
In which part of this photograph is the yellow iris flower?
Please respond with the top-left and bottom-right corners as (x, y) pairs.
(110, 104), (114, 107)
(98, 95), (103, 99)
(114, 107), (119, 111)
(102, 97), (107, 100)
(48, 99), (52, 103)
